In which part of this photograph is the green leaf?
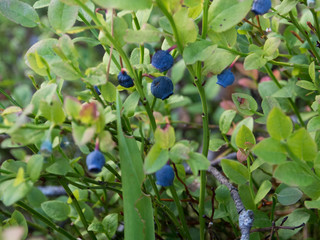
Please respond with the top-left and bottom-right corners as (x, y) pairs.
(305, 199), (320, 209)
(296, 80), (317, 90)
(274, 162), (315, 187)
(208, 28), (237, 48)
(252, 138), (287, 164)
(231, 117), (254, 149)
(209, 137), (226, 152)
(254, 180), (272, 204)
(188, 152), (210, 174)
(46, 158), (73, 176)
(41, 200), (70, 221)
(72, 122), (95, 146)
(236, 125), (256, 149)
(130, 47), (150, 65)
(103, 17), (128, 47)
(287, 128), (317, 162)
(263, 37), (281, 57)
(0, 0), (39, 28)
(173, 8), (198, 46)
(307, 116), (320, 132)
(261, 97), (280, 116)
(215, 185), (231, 203)
(267, 107), (292, 140)
(208, 0), (253, 32)
(277, 187), (303, 206)
(274, 0), (299, 15)
(92, 0), (152, 10)
(276, 209), (309, 239)
(101, 82), (117, 103)
(123, 91), (140, 117)
(169, 143), (190, 163)
(30, 84), (57, 115)
(203, 48), (237, 75)
(221, 159), (249, 185)
(183, 40), (217, 65)
(50, 61), (81, 80)
(33, 0), (51, 9)
(25, 39), (59, 76)
(154, 125), (175, 149)
(39, 97), (66, 125)
(232, 93), (258, 116)
(88, 222), (104, 233)
(309, 61), (315, 82)
(0, 179), (32, 206)
(124, 24), (161, 44)
(219, 110), (236, 134)
(244, 53), (267, 70)
(64, 97), (82, 120)
(102, 214), (118, 239)
(144, 144), (169, 174)
(239, 184), (255, 210)
(26, 187), (47, 208)
(116, 92), (155, 240)
(27, 155), (43, 182)
(48, 0), (79, 32)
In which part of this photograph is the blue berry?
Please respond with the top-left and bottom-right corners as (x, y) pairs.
(155, 165), (175, 187)
(151, 50), (174, 72)
(86, 150), (106, 173)
(252, 0), (271, 15)
(40, 140), (52, 157)
(217, 69), (235, 88)
(151, 76), (174, 100)
(118, 70), (134, 88)
(94, 85), (101, 95)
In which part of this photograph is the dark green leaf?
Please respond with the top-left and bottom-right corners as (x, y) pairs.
(221, 159), (249, 184)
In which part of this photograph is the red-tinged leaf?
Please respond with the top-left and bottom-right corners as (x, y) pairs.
(79, 102), (99, 124)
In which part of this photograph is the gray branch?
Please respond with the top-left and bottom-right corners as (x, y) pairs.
(208, 166), (254, 240)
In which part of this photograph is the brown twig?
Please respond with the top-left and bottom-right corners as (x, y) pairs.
(172, 163), (199, 204)
(251, 223), (305, 234)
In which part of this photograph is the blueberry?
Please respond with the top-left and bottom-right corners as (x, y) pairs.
(118, 70), (134, 88)
(217, 68), (235, 88)
(94, 85), (101, 95)
(155, 165), (175, 187)
(151, 76), (174, 100)
(251, 0), (271, 15)
(40, 140), (52, 157)
(86, 150), (106, 173)
(151, 50), (174, 72)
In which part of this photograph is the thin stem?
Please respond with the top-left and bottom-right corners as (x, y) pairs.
(59, 178), (97, 240)
(289, 11), (320, 63)
(248, 154), (256, 209)
(201, 0), (210, 39)
(169, 185), (192, 240)
(264, 65), (305, 127)
(74, 0), (157, 132)
(0, 88), (22, 108)
(104, 163), (121, 181)
(16, 201), (77, 240)
(311, 9), (320, 41)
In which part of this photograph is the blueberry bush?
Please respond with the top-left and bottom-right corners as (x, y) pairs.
(1, 0), (320, 239)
